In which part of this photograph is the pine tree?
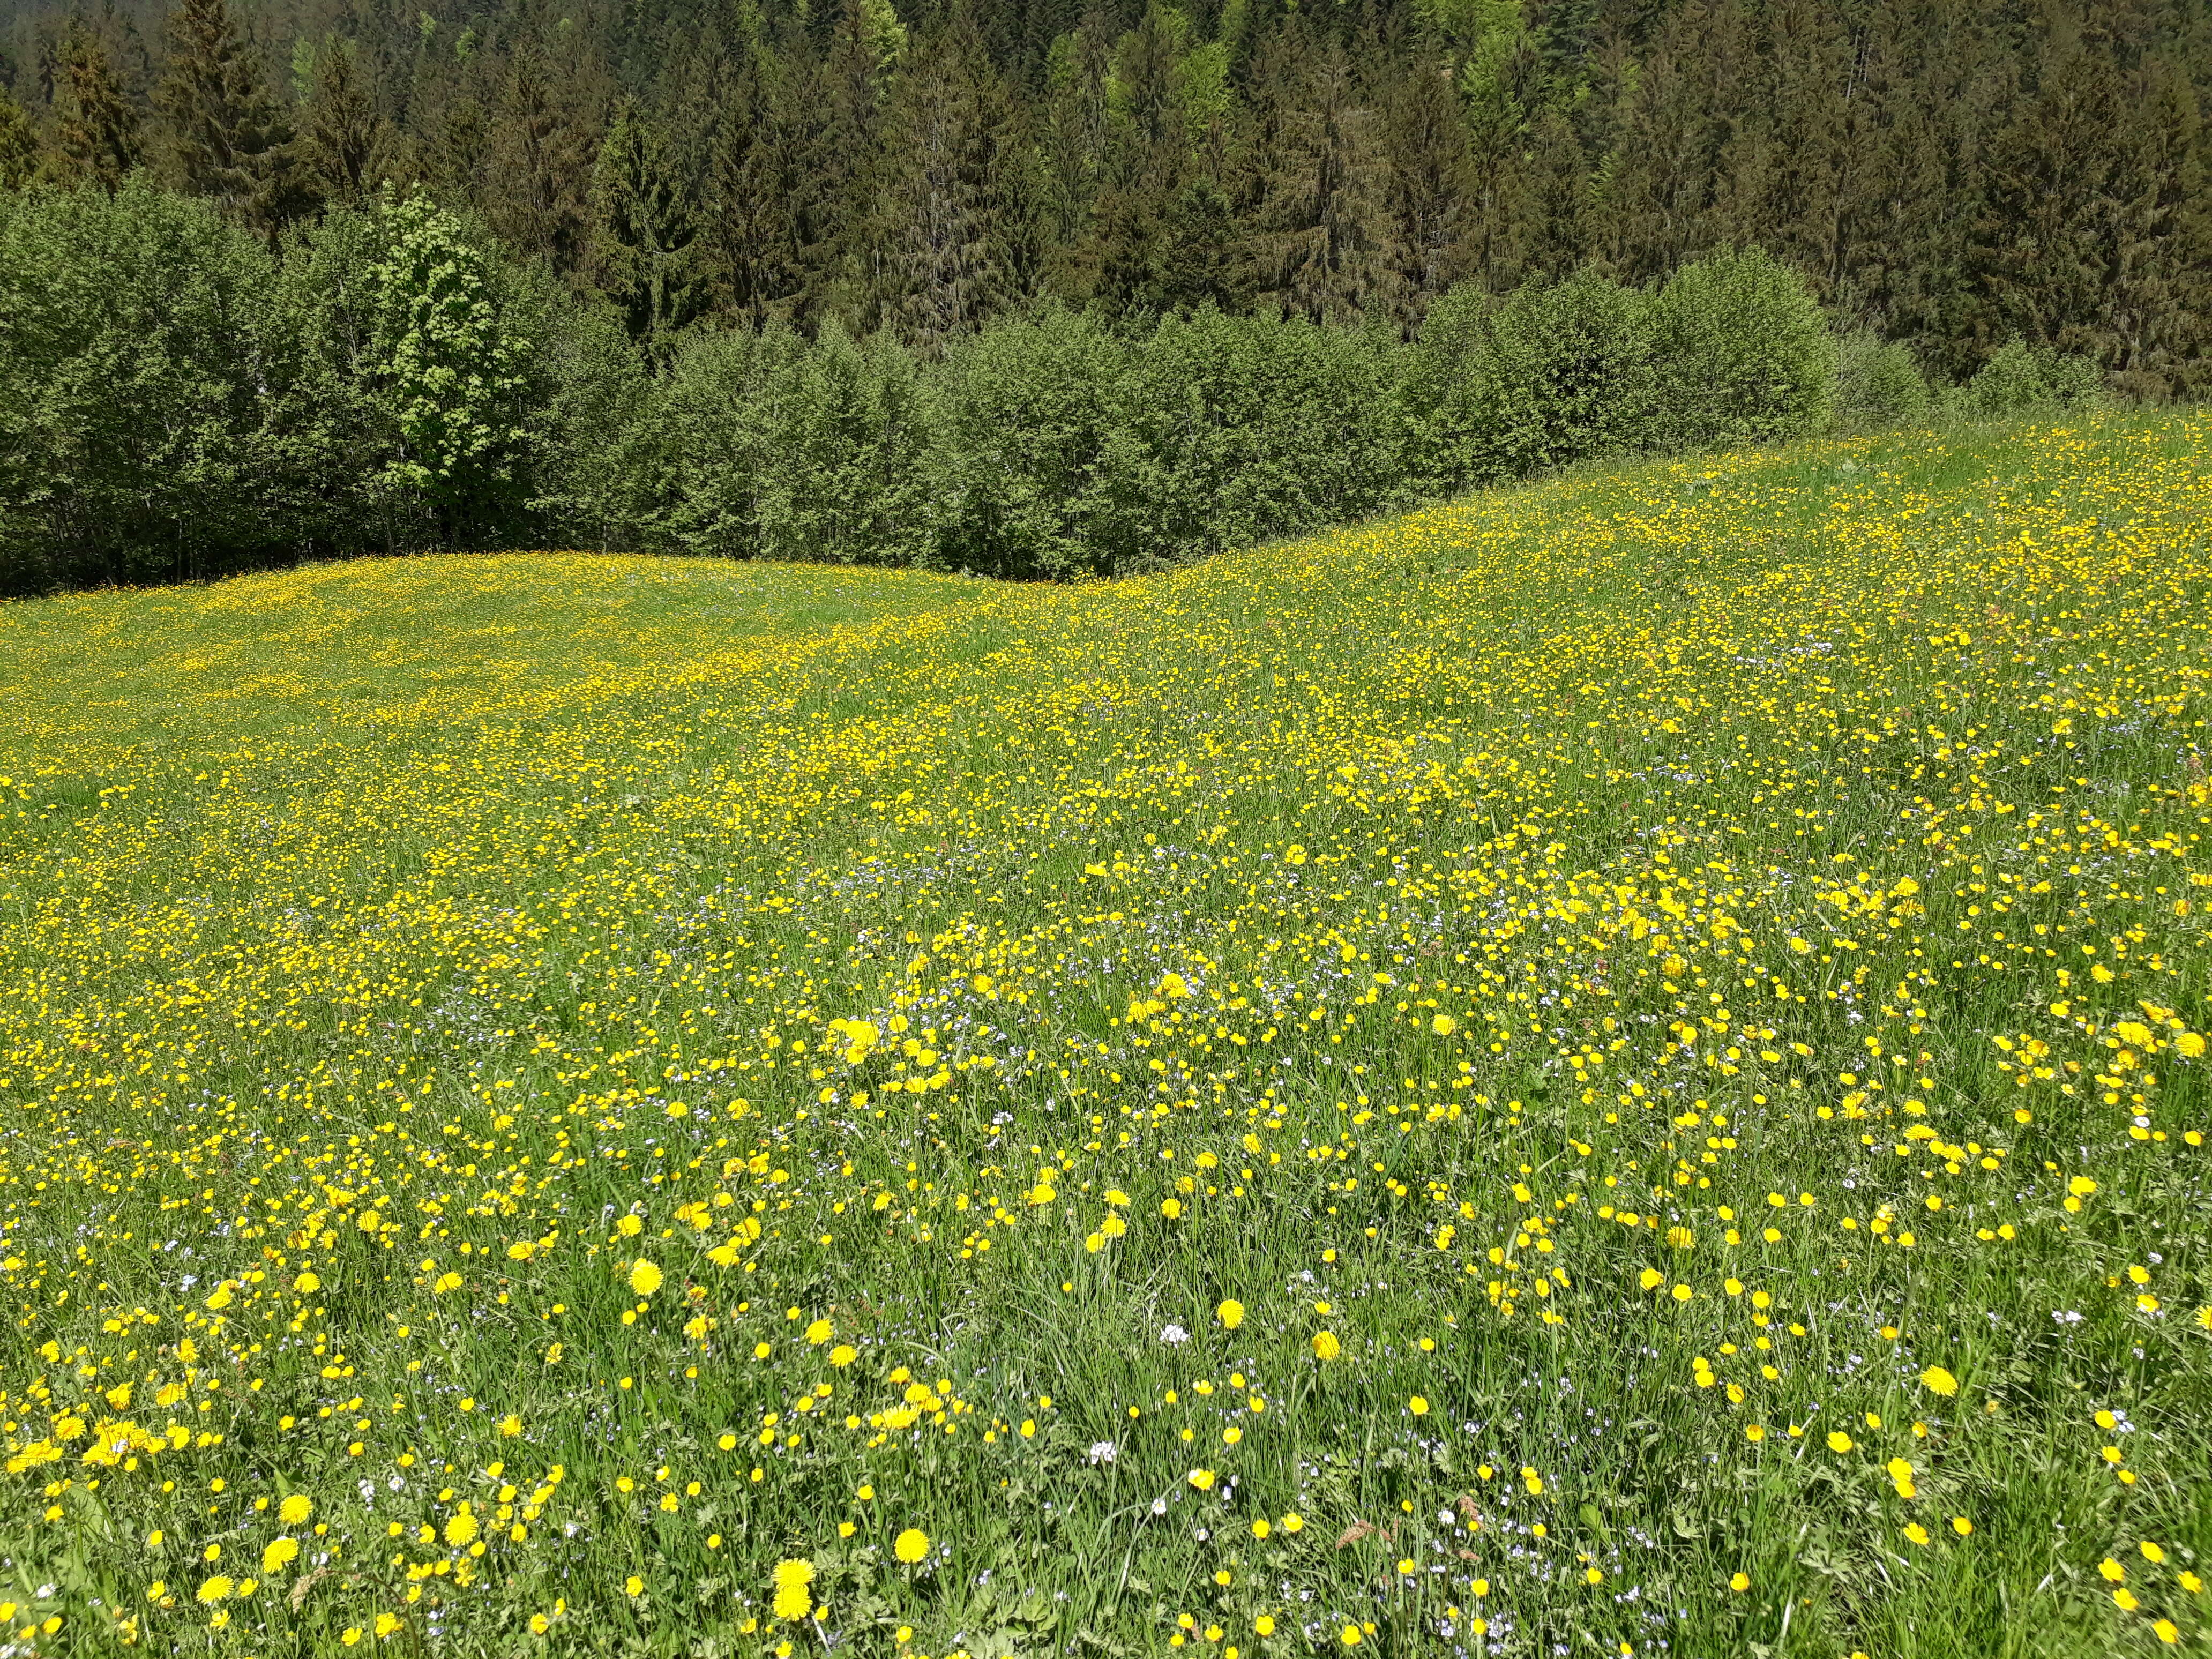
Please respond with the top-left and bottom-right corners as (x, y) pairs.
(592, 99), (708, 353)
(704, 39), (796, 329)
(1968, 6), (2126, 363)
(2102, 54), (2209, 395)
(0, 85), (37, 189)
(1374, 48), (1471, 328)
(484, 39), (601, 274)
(875, 10), (1024, 347)
(54, 28), (143, 195)
(158, 0), (312, 233)
(302, 40), (394, 203)
(1253, 37), (1391, 322)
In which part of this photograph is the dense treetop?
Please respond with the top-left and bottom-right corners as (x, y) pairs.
(1, 0), (2205, 388)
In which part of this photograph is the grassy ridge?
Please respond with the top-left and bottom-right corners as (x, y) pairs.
(1, 415), (2209, 1658)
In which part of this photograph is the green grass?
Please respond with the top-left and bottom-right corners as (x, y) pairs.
(1, 413), (2209, 1659)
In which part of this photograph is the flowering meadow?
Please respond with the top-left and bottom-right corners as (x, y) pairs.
(2, 414), (2210, 1658)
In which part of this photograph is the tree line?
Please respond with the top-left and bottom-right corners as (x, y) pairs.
(2, 0), (2205, 386)
(0, 180), (2110, 594)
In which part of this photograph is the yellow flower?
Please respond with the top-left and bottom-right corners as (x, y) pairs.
(1826, 1431), (1853, 1454)
(624, 1576), (644, 1597)
(1729, 1572), (1750, 1592)
(1408, 1395), (1428, 1416)
(1256, 1615), (1276, 1636)
(1312, 1331), (1341, 1361)
(278, 1495), (312, 1525)
(261, 1538), (298, 1574)
(1951, 1516), (1972, 1536)
(1217, 1298), (1244, 1330)
(294, 1271), (320, 1293)
(1638, 1268), (1664, 1291)
(1920, 1365), (1959, 1396)
(805, 1318), (833, 1345)
(1187, 1468), (1216, 1490)
(829, 1344), (858, 1367)
(375, 1612), (402, 1637)
(1902, 1523), (1930, 1546)
(894, 1528), (930, 1564)
(197, 1576), (233, 1604)
(444, 1511), (479, 1547)
(1341, 1625), (1363, 1647)
(1280, 1513), (1303, 1533)
(771, 1559), (814, 1621)
(629, 1259), (663, 1296)
(1432, 1014), (1456, 1036)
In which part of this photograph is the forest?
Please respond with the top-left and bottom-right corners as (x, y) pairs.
(0, 0), (2206, 589)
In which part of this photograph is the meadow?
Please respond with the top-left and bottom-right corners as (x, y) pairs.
(1, 412), (2208, 1658)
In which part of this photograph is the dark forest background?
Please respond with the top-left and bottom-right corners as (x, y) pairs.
(4, 0), (2206, 384)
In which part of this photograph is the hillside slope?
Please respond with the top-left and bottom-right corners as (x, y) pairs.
(2, 416), (2209, 1658)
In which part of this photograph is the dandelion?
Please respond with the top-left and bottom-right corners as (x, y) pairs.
(629, 1259), (663, 1296)
(260, 1538), (298, 1574)
(278, 1495), (312, 1526)
(1921, 1366), (1959, 1396)
(1217, 1299), (1244, 1330)
(894, 1528), (930, 1564)
(771, 1559), (814, 1621)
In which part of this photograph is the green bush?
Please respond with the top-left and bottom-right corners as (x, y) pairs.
(1645, 245), (1836, 449)
(1097, 308), (1407, 571)
(930, 307), (1129, 579)
(1962, 339), (2106, 417)
(0, 180), (293, 592)
(1481, 269), (1656, 475)
(1834, 328), (1933, 429)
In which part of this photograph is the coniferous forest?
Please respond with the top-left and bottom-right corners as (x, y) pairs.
(0, 0), (2207, 591)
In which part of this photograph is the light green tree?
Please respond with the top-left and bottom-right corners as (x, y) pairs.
(363, 188), (534, 539)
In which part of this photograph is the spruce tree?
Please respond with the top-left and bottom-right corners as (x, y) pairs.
(484, 40), (600, 274)
(302, 40), (393, 203)
(0, 85), (37, 190)
(54, 29), (143, 195)
(1374, 49), (1471, 328)
(875, 9), (1022, 347)
(158, 0), (311, 233)
(591, 99), (708, 354)
(1253, 38), (1391, 323)
(705, 39), (796, 329)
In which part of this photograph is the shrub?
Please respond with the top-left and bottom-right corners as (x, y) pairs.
(1962, 339), (2105, 417)
(1481, 268), (1656, 475)
(1645, 245), (1836, 449)
(1833, 328), (1933, 429)
(0, 180), (290, 593)
(930, 307), (1130, 580)
(1096, 308), (1406, 571)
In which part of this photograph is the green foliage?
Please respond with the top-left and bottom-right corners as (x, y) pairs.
(930, 305), (1127, 579)
(0, 88), (36, 191)
(1478, 268), (1655, 475)
(1646, 246), (1837, 449)
(1834, 329), (1933, 430)
(0, 180), (290, 590)
(1962, 339), (2108, 418)
(358, 189), (539, 537)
